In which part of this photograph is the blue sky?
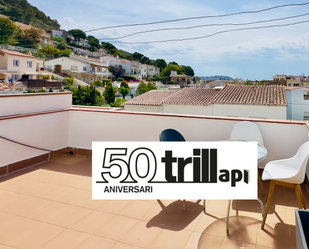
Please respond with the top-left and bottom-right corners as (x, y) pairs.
(27, 0), (309, 80)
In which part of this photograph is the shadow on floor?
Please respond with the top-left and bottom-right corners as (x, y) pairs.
(147, 200), (204, 231)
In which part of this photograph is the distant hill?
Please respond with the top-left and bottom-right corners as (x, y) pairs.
(199, 76), (234, 81)
(0, 0), (60, 31)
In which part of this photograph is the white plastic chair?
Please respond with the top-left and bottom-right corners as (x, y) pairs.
(229, 121), (264, 146)
(229, 121), (266, 195)
(203, 121), (266, 235)
(261, 141), (309, 229)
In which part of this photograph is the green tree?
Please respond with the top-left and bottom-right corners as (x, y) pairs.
(181, 65), (195, 77)
(51, 36), (66, 43)
(101, 42), (116, 51)
(71, 85), (107, 106)
(153, 59), (167, 72)
(39, 45), (60, 56)
(132, 52), (144, 61)
(136, 81), (149, 96)
(0, 18), (18, 43)
(64, 77), (75, 87)
(119, 86), (130, 99)
(110, 97), (126, 107)
(19, 27), (43, 48)
(113, 51), (126, 59)
(168, 61), (179, 66)
(244, 81), (253, 85)
(120, 81), (129, 89)
(147, 81), (157, 90)
(68, 29), (86, 44)
(60, 49), (72, 57)
(258, 80), (264, 85)
(160, 64), (185, 79)
(57, 42), (67, 50)
(103, 82), (116, 104)
(87, 35), (101, 50)
(141, 56), (151, 64)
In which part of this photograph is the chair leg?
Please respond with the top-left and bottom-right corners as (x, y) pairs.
(203, 199), (206, 213)
(299, 186), (307, 210)
(258, 171), (265, 196)
(295, 184), (306, 209)
(261, 180), (276, 229)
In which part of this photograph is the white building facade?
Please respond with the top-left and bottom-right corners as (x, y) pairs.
(44, 55), (113, 83)
(286, 87), (309, 120)
(0, 49), (44, 82)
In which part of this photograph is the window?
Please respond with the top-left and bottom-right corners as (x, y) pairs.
(294, 83), (299, 87)
(27, 61), (32, 68)
(71, 66), (78, 71)
(83, 66), (87, 71)
(304, 112), (309, 120)
(13, 60), (19, 66)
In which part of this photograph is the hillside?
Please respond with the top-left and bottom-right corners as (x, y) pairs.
(0, 0), (60, 31)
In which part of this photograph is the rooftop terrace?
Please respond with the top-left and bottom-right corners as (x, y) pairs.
(0, 92), (308, 248)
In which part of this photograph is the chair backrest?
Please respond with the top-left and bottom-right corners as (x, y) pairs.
(229, 121), (264, 146)
(290, 141), (309, 183)
(159, 129), (186, 142)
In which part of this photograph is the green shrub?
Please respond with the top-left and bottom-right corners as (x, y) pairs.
(110, 97), (126, 107)
(64, 77), (75, 87)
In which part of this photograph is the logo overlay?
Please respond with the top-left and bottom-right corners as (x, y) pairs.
(92, 142), (257, 200)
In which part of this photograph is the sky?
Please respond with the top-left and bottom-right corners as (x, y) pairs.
(26, 0), (309, 80)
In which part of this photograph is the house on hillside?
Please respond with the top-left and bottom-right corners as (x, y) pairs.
(0, 49), (44, 83)
(124, 85), (287, 119)
(100, 55), (131, 76)
(44, 55), (113, 83)
(100, 55), (160, 80)
(169, 71), (191, 84)
(139, 64), (160, 79)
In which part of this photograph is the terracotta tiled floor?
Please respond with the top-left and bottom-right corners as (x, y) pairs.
(0, 153), (307, 249)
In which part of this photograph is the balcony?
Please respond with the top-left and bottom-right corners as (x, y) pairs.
(0, 93), (308, 248)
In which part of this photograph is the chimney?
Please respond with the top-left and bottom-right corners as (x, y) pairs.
(28, 51), (32, 56)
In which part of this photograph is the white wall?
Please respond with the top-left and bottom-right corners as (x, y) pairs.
(68, 109), (308, 169)
(44, 57), (88, 72)
(163, 104), (212, 116)
(127, 103), (286, 120)
(123, 105), (161, 113)
(0, 93), (72, 117)
(213, 104), (287, 120)
(0, 111), (69, 166)
(0, 53), (8, 69)
(7, 54), (43, 74)
(286, 88), (309, 120)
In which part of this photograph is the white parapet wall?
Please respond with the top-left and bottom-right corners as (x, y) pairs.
(68, 108), (308, 169)
(0, 92), (72, 117)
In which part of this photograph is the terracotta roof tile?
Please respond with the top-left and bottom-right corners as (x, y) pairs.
(125, 85), (287, 107)
(162, 88), (220, 106)
(0, 49), (44, 60)
(212, 85), (287, 106)
(124, 90), (179, 106)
